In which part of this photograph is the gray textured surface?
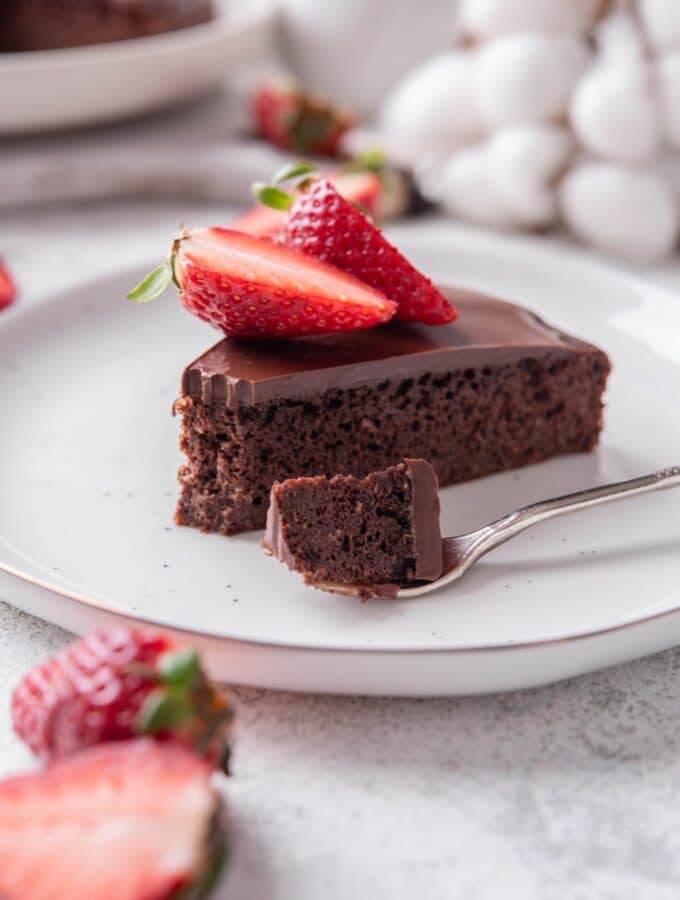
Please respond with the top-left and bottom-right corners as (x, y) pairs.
(3, 202), (680, 899)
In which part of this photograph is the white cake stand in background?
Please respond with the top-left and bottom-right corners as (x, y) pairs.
(0, 0), (275, 135)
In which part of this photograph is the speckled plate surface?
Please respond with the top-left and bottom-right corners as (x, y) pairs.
(1, 230), (679, 695)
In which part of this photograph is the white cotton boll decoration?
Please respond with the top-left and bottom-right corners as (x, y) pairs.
(595, 10), (646, 65)
(458, 0), (601, 40)
(379, 52), (485, 160)
(439, 145), (514, 228)
(560, 163), (679, 263)
(569, 62), (660, 162)
(487, 125), (574, 227)
(278, 0), (453, 116)
(655, 153), (680, 200)
(473, 33), (590, 127)
(638, 0), (680, 52)
(657, 52), (680, 150)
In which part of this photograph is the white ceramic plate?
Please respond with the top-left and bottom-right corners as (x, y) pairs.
(0, 1), (274, 135)
(1, 231), (679, 695)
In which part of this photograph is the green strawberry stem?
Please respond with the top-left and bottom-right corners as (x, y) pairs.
(138, 688), (193, 732)
(126, 262), (173, 303)
(126, 232), (184, 303)
(252, 160), (323, 211)
(342, 147), (386, 176)
(271, 160), (317, 184)
(159, 649), (201, 688)
(251, 183), (294, 211)
(135, 647), (233, 775)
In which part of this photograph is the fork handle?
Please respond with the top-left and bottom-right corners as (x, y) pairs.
(474, 466), (680, 556)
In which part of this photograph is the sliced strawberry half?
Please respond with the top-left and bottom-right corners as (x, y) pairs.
(230, 170), (382, 240)
(0, 739), (225, 900)
(283, 179), (457, 325)
(128, 227), (396, 339)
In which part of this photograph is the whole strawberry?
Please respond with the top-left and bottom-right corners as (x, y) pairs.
(0, 258), (17, 311)
(127, 227), (396, 338)
(252, 78), (353, 156)
(282, 178), (457, 325)
(11, 626), (233, 771)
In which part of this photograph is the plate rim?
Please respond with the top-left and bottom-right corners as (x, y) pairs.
(1, 238), (679, 656)
(4, 556), (680, 656)
(0, 1), (272, 73)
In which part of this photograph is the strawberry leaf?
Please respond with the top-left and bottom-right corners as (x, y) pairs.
(158, 649), (200, 688)
(271, 160), (317, 185)
(126, 262), (172, 303)
(353, 147), (385, 174)
(251, 183), (293, 211)
(137, 688), (192, 733)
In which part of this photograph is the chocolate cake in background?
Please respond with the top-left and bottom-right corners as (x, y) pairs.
(262, 459), (443, 590)
(174, 289), (611, 536)
(0, 0), (214, 52)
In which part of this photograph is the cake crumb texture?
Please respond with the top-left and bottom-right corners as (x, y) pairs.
(262, 459), (442, 587)
(175, 350), (610, 535)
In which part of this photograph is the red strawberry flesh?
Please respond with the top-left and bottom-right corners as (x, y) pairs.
(0, 259), (17, 311)
(174, 227), (397, 338)
(0, 739), (222, 900)
(284, 179), (457, 325)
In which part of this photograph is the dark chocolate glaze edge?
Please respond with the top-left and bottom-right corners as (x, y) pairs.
(181, 289), (603, 408)
(407, 459), (443, 582)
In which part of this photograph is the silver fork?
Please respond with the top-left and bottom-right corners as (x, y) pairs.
(320, 467), (680, 599)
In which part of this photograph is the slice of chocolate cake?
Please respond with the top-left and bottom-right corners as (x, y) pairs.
(263, 459), (443, 591)
(174, 289), (611, 535)
(0, 0), (213, 52)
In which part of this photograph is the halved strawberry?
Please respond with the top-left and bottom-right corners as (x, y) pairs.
(282, 179), (457, 325)
(0, 258), (17, 311)
(128, 227), (396, 339)
(230, 170), (382, 240)
(0, 739), (225, 900)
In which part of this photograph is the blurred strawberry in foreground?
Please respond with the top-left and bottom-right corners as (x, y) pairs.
(127, 227), (396, 338)
(254, 166), (457, 325)
(12, 626), (233, 771)
(252, 78), (353, 156)
(231, 169), (382, 239)
(0, 258), (17, 311)
(0, 739), (225, 900)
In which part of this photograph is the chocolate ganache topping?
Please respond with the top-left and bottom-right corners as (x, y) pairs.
(181, 288), (597, 407)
